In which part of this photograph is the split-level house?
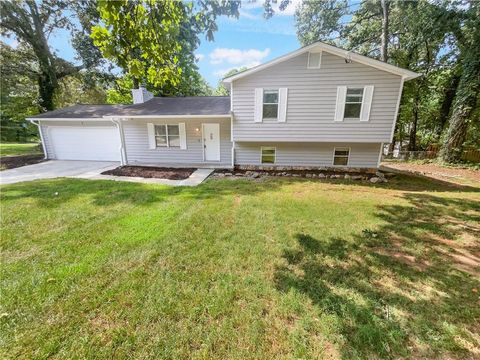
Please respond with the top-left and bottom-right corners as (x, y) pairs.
(28, 42), (419, 170)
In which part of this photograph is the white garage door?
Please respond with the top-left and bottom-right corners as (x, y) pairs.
(49, 126), (121, 161)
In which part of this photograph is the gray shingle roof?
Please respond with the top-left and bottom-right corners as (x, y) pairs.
(116, 96), (230, 117)
(29, 96), (230, 119)
(30, 104), (127, 119)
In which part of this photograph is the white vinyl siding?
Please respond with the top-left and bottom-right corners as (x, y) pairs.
(235, 142), (381, 168)
(123, 118), (231, 167)
(232, 51), (402, 142)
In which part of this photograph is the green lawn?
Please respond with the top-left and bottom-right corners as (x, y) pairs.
(0, 142), (42, 157)
(1, 175), (479, 359)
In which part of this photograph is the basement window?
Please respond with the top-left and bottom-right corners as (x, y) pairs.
(261, 147), (276, 164)
(333, 147), (350, 166)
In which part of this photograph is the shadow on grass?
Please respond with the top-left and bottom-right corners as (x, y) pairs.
(1, 172), (478, 210)
(274, 193), (480, 358)
(0, 176), (289, 208)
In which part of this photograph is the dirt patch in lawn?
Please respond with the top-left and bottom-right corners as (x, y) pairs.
(102, 166), (196, 180)
(381, 161), (480, 187)
(0, 154), (45, 171)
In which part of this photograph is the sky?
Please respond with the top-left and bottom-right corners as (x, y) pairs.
(195, 1), (301, 86)
(3, 1), (301, 88)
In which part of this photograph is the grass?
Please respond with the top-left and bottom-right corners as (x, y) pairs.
(1, 175), (479, 359)
(0, 143), (42, 157)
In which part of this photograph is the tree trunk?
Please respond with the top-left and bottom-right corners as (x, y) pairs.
(380, 0), (389, 62)
(440, 23), (480, 162)
(437, 73), (461, 136)
(132, 77), (140, 89)
(38, 71), (56, 111)
(408, 105), (418, 152)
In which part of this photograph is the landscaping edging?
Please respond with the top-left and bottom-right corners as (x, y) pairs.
(212, 168), (390, 183)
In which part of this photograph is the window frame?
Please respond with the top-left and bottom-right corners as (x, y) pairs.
(262, 89), (279, 120)
(261, 146), (276, 164)
(307, 51), (321, 69)
(343, 87), (364, 120)
(332, 147), (350, 166)
(154, 124), (181, 148)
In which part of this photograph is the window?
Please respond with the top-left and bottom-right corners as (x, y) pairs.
(333, 147), (350, 166)
(263, 90), (279, 119)
(261, 147), (276, 164)
(307, 52), (321, 69)
(344, 88), (363, 119)
(154, 124), (180, 148)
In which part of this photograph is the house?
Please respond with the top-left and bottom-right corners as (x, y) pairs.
(28, 41), (419, 171)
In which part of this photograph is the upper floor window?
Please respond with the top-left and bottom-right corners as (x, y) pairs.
(263, 90), (279, 119)
(344, 88), (364, 119)
(155, 124), (180, 148)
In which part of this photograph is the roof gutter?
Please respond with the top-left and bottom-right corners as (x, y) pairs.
(102, 114), (231, 120)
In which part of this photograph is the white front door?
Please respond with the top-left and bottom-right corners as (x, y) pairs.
(203, 123), (220, 162)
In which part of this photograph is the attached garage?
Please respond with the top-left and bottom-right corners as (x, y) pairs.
(47, 125), (121, 161)
(36, 120), (122, 162)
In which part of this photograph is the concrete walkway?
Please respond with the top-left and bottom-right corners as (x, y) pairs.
(0, 160), (118, 185)
(1, 160), (215, 187)
(74, 168), (215, 186)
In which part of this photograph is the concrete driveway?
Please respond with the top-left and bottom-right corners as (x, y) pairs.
(0, 160), (119, 185)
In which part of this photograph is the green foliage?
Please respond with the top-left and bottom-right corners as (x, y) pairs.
(91, 0), (239, 93)
(91, 0), (185, 88)
(213, 67), (248, 96)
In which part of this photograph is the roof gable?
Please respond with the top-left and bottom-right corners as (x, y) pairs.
(222, 41), (420, 83)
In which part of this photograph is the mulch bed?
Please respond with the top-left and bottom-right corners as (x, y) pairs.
(0, 154), (45, 170)
(102, 166), (196, 180)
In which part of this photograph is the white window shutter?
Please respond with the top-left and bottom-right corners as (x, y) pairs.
(360, 85), (374, 121)
(335, 86), (347, 121)
(254, 88), (263, 122)
(179, 123), (187, 149)
(147, 123), (156, 149)
(278, 88), (288, 122)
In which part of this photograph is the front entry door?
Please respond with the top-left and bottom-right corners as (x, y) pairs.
(203, 123), (220, 161)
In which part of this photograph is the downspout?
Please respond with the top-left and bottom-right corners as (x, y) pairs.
(230, 82), (235, 169)
(231, 111), (235, 169)
(110, 117), (127, 165)
(29, 120), (48, 159)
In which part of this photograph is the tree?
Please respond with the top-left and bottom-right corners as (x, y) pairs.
(0, 0), (104, 111)
(439, 1), (480, 162)
(91, 0), (239, 91)
(0, 42), (39, 141)
(213, 67), (247, 95)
